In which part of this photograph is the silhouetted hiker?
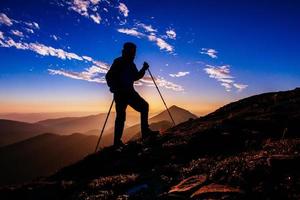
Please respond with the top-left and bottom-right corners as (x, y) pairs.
(106, 42), (159, 148)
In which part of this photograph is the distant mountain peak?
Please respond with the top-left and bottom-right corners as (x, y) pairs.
(169, 105), (181, 110)
(150, 105), (198, 124)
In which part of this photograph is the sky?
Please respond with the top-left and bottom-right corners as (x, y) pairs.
(0, 0), (300, 116)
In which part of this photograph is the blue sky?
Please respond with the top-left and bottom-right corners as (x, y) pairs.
(0, 0), (300, 115)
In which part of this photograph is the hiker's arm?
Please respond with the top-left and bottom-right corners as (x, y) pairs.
(135, 62), (149, 80)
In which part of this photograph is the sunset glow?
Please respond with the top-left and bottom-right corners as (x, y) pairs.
(1, 0), (300, 117)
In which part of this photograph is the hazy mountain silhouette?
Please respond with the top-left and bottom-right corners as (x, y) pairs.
(0, 105), (196, 148)
(0, 112), (97, 123)
(121, 105), (198, 142)
(35, 112), (142, 135)
(0, 133), (98, 186)
(0, 120), (51, 147)
(0, 106), (196, 186)
(149, 105), (198, 124)
(86, 105), (197, 145)
(0, 113), (136, 147)
(2, 88), (299, 199)
(36, 113), (117, 135)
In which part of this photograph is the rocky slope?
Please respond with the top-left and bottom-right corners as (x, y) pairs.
(1, 88), (300, 200)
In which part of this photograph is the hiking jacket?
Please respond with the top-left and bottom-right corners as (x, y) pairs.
(106, 56), (146, 93)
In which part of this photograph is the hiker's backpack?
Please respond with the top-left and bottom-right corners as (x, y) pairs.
(105, 68), (113, 88)
(105, 67), (115, 93)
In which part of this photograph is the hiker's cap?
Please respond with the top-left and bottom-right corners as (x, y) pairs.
(123, 42), (136, 50)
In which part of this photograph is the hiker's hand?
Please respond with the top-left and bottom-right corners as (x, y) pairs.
(142, 62), (149, 70)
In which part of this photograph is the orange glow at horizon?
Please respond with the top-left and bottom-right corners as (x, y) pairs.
(0, 96), (225, 117)
(0, 81), (227, 116)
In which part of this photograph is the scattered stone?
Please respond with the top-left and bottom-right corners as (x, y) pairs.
(191, 183), (242, 198)
(169, 175), (206, 193)
(88, 174), (138, 189)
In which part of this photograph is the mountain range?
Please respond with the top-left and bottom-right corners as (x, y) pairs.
(0, 105), (197, 186)
(0, 112), (99, 123)
(0, 107), (190, 147)
(0, 133), (97, 186)
(1, 88), (299, 199)
(0, 120), (51, 147)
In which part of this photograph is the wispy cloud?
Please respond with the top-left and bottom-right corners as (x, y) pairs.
(64, 0), (129, 25)
(82, 55), (93, 62)
(0, 7), (182, 92)
(90, 60), (110, 71)
(166, 29), (176, 40)
(49, 67), (184, 92)
(200, 48), (218, 59)
(63, 1), (174, 53)
(233, 83), (248, 92)
(136, 23), (157, 32)
(47, 57), (183, 91)
(30, 43), (84, 60)
(204, 65), (232, 80)
(90, 13), (101, 24)
(117, 28), (145, 38)
(0, 31), (111, 84)
(48, 65), (107, 83)
(221, 82), (232, 91)
(67, 0), (103, 24)
(117, 26), (174, 53)
(0, 33), (84, 61)
(139, 76), (184, 91)
(69, 0), (92, 17)
(0, 13), (13, 26)
(204, 64), (247, 92)
(25, 28), (34, 34)
(0, 12), (39, 39)
(0, 15), (87, 64)
(169, 71), (190, 77)
(118, 3), (129, 17)
(50, 34), (59, 41)
(25, 22), (40, 30)
(1, 31), (180, 91)
(90, 0), (100, 5)
(147, 35), (174, 53)
(11, 30), (24, 37)
(155, 76), (184, 91)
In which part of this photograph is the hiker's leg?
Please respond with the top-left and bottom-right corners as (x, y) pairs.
(128, 92), (149, 136)
(114, 94), (128, 145)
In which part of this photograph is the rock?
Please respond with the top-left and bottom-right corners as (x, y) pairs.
(191, 183), (242, 198)
(169, 175), (206, 194)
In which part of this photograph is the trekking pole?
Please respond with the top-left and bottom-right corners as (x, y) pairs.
(94, 98), (114, 153)
(147, 69), (176, 126)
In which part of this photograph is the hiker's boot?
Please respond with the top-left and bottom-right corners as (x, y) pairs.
(113, 140), (125, 150)
(142, 128), (160, 141)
